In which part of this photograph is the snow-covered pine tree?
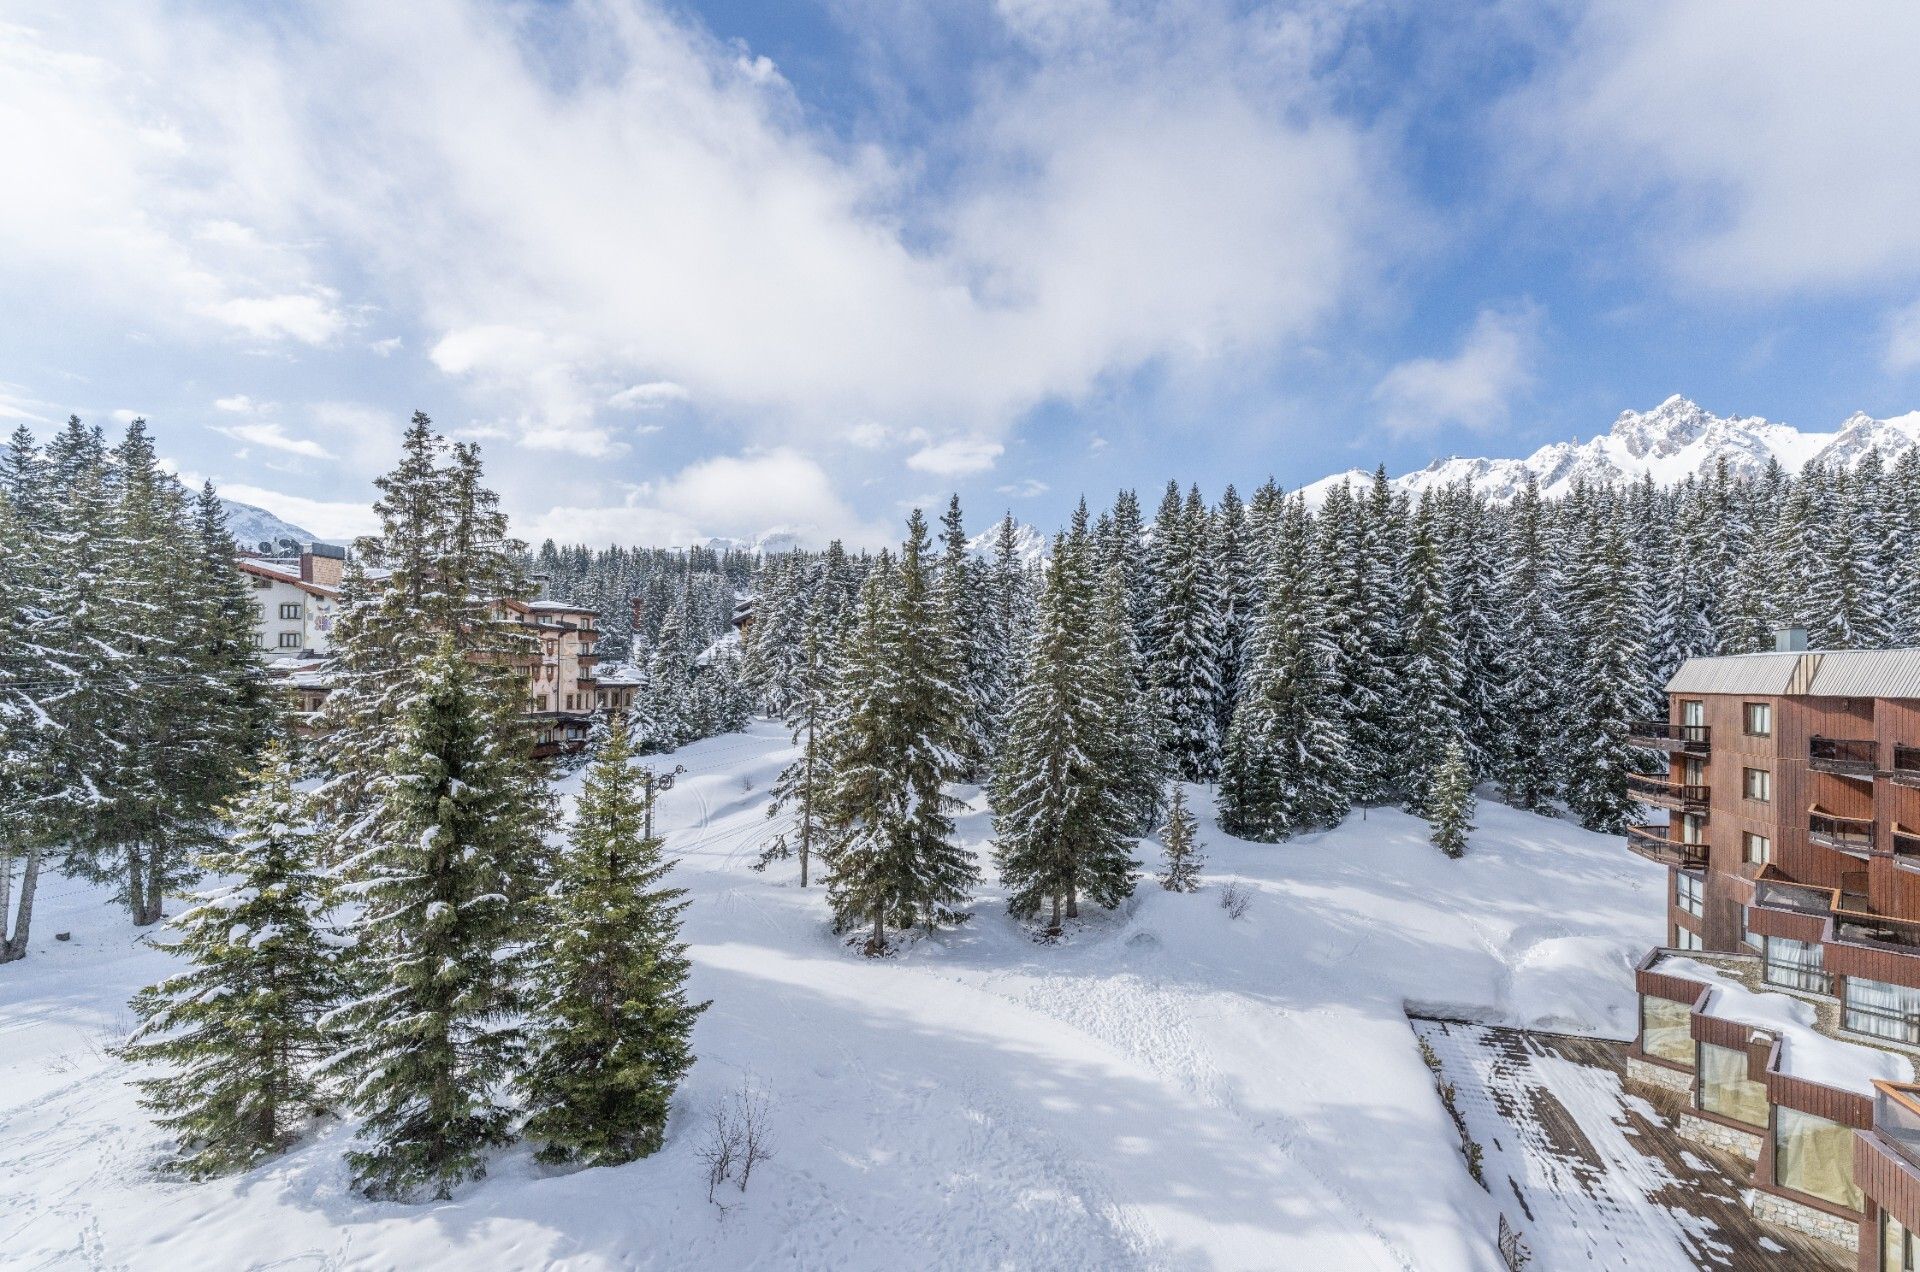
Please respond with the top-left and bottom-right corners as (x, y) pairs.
(759, 580), (840, 886)
(1311, 481), (1390, 805)
(980, 512), (1037, 754)
(1427, 738), (1475, 860)
(325, 637), (540, 1200)
(1144, 483), (1225, 781)
(0, 456), (65, 963)
(647, 579), (697, 747)
(1559, 501), (1652, 833)
(1157, 785), (1202, 892)
(1493, 476), (1563, 811)
(121, 742), (343, 1176)
(520, 715), (706, 1166)
(1437, 484), (1503, 779)
(989, 508), (1139, 932)
(1809, 464), (1890, 649)
(1218, 495), (1351, 839)
(1099, 489), (1152, 655)
(1211, 484), (1254, 740)
(1883, 447), (1920, 647)
(1095, 554), (1168, 835)
(1395, 492), (1466, 816)
(1350, 467), (1406, 805)
(740, 551), (809, 717)
(935, 495), (992, 780)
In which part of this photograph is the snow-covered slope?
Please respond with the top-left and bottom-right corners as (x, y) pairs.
(221, 498), (319, 551)
(1303, 395), (1920, 504)
(0, 723), (1672, 1270)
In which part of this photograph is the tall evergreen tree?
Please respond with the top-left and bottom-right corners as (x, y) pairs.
(122, 743), (342, 1176)
(1494, 476), (1563, 811)
(521, 716), (706, 1166)
(1396, 494), (1465, 815)
(1145, 483), (1225, 781)
(1427, 739), (1475, 860)
(1156, 785), (1202, 893)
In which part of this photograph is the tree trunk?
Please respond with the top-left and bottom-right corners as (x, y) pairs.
(125, 843), (148, 926)
(1065, 886), (1079, 920)
(799, 719), (813, 888)
(869, 909), (884, 955)
(0, 844), (44, 963)
(1049, 893), (1062, 932)
(140, 843), (168, 926)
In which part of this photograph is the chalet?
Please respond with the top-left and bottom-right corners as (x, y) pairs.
(1623, 630), (1920, 1263)
(236, 544), (344, 657)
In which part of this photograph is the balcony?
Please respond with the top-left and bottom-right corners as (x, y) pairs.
(1891, 744), (1920, 788)
(1810, 734), (1877, 777)
(1627, 720), (1710, 754)
(1809, 806), (1877, 857)
(1626, 772), (1709, 813)
(1626, 823), (1707, 869)
(1895, 824), (1920, 867)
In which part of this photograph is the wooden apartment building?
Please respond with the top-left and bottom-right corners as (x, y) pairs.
(1624, 634), (1920, 1265)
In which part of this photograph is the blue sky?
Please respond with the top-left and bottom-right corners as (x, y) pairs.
(3, 1), (1920, 547)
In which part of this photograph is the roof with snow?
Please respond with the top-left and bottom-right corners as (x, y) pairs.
(235, 558), (339, 598)
(1667, 648), (1920, 698)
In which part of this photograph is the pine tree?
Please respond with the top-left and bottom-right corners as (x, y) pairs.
(324, 638), (539, 1200)
(989, 510), (1139, 932)
(1495, 476), (1563, 811)
(121, 743), (343, 1176)
(1559, 504), (1652, 832)
(980, 513), (1037, 754)
(759, 584), (839, 886)
(936, 495), (993, 780)
(1157, 786), (1202, 892)
(1145, 483), (1225, 781)
(1427, 739), (1475, 860)
(521, 716), (706, 1166)
(1396, 493), (1465, 815)
(819, 513), (976, 952)
(1349, 467), (1406, 804)
(1219, 496), (1351, 839)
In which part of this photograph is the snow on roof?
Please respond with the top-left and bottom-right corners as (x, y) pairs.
(1660, 956), (1912, 1095)
(526, 598), (597, 613)
(235, 557), (340, 599)
(593, 661), (646, 687)
(1667, 648), (1920, 698)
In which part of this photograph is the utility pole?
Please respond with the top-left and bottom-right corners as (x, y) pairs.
(641, 764), (686, 840)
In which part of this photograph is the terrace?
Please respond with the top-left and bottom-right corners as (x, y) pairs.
(1626, 823), (1707, 869)
(1892, 744), (1920, 788)
(1628, 720), (1711, 755)
(1808, 806), (1876, 858)
(1810, 734), (1877, 777)
(1626, 771), (1711, 813)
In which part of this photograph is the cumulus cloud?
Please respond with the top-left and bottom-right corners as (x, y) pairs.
(0, 0), (1391, 458)
(607, 381), (690, 410)
(212, 419), (332, 459)
(997, 477), (1049, 497)
(1887, 301), (1920, 375)
(907, 436), (1004, 476)
(214, 394), (256, 412)
(1509, 1), (1920, 293)
(1372, 305), (1538, 438)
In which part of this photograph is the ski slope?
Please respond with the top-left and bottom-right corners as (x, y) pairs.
(0, 721), (1667, 1270)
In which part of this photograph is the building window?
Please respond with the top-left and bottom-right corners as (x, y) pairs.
(278, 602), (302, 620)
(1844, 978), (1920, 1046)
(278, 631), (301, 649)
(1640, 995), (1693, 1065)
(1764, 936), (1829, 995)
(1673, 926), (1703, 951)
(1680, 813), (1706, 845)
(251, 576), (272, 589)
(1682, 700), (1705, 727)
(1773, 1106), (1862, 1210)
(1740, 907), (1762, 951)
(1675, 871), (1704, 918)
(1697, 1041), (1768, 1126)
(1743, 832), (1772, 865)
(249, 632), (265, 648)
(1742, 767), (1771, 802)
(1885, 1210), (1917, 1272)
(1743, 702), (1772, 736)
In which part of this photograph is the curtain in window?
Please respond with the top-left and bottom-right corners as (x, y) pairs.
(1699, 1042), (1767, 1126)
(1845, 978), (1920, 1044)
(1640, 995), (1693, 1065)
(1774, 1106), (1862, 1210)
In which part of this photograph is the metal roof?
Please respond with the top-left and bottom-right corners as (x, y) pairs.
(1666, 648), (1920, 699)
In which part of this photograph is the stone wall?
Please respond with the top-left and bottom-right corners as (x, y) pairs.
(1749, 1189), (1860, 1251)
(1625, 1056), (1693, 1096)
(1677, 1112), (1761, 1163)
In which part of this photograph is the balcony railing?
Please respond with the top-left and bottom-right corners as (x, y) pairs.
(1809, 806), (1875, 856)
(1628, 720), (1710, 754)
(1875, 1083), (1920, 1169)
(1625, 772), (1710, 812)
(1893, 745), (1920, 787)
(1752, 868), (1835, 917)
(1810, 734), (1877, 776)
(1764, 962), (1835, 995)
(1626, 824), (1707, 869)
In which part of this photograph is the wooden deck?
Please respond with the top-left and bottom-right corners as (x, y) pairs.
(1413, 1018), (1852, 1271)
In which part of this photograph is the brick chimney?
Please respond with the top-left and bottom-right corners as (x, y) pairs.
(299, 542), (346, 589)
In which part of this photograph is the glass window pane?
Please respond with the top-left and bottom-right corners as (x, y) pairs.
(1641, 995), (1694, 1065)
(1699, 1042), (1768, 1126)
(1775, 1106), (1862, 1210)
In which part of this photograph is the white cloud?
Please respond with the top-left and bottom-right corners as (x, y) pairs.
(517, 447), (885, 549)
(907, 437), (1005, 477)
(111, 408), (143, 424)
(607, 381), (690, 409)
(1372, 305), (1538, 438)
(0, 1), (1391, 456)
(217, 482), (380, 542)
(1887, 301), (1920, 375)
(1510, 2), (1920, 293)
(214, 394), (255, 412)
(997, 477), (1049, 497)
(843, 422), (894, 449)
(212, 420), (332, 459)
(368, 336), (402, 356)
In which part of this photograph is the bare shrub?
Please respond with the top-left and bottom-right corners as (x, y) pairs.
(1219, 881), (1251, 921)
(697, 1076), (774, 1206)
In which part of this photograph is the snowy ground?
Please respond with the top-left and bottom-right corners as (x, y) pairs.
(0, 721), (1668, 1270)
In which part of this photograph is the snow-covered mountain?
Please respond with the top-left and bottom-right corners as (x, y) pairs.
(221, 498), (320, 552)
(1301, 396), (1920, 505)
(965, 519), (1047, 565)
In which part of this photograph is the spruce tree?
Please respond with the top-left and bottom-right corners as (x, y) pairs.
(1428, 739), (1475, 860)
(122, 743), (343, 1176)
(759, 587), (839, 887)
(1494, 476), (1563, 811)
(325, 638), (538, 1200)
(989, 511), (1139, 932)
(981, 513), (1038, 752)
(521, 716), (706, 1166)
(935, 495), (992, 780)
(1396, 493), (1465, 815)
(1157, 786), (1203, 892)
(1145, 483), (1225, 781)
